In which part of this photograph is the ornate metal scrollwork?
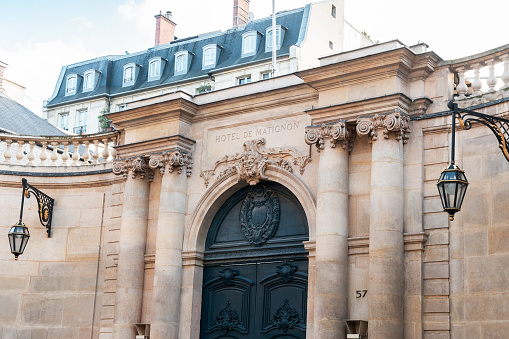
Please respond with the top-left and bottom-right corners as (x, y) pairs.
(269, 298), (301, 333)
(276, 263), (298, 282)
(22, 178), (54, 237)
(211, 301), (241, 333)
(219, 268), (239, 286)
(239, 185), (280, 246)
(454, 106), (509, 162)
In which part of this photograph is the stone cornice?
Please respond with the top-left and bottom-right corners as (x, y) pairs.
(114, 134), (195, 160)
(348, 232), (428, 255)
(356, 111), (411, 143)
(304, 121), (354, 152)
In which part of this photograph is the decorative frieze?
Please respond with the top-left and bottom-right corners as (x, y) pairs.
(113, 155), (153, 180)
(304, 120), (354, 151)
(356, 110), (411, 143)
(200, 138), (311, 187)
(148, 149), (193, 177)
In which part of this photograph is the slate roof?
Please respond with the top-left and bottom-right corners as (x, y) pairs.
(0, 93), (66, 136)
(46, 6), (309, 107)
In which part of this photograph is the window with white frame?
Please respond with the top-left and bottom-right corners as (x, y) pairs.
(117, 104), (127, 112)
(149, 59), (160, 78)
(122, 62), (138, 86)
(265, 25), (286, 52)
(261, 71), (273, 80)
(66, 75), (77, 95)
(238, 76), (251, 85)
(74, 110), (88, 134)
(124, 66), (134, 83)
(174, 51), (189, 75)
(203, 46), (216, 68)
(241, 31), (258, 57)
(83, 70), (95, 92)
(58, 113), (69, 131)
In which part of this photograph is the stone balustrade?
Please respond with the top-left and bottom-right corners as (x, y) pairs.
(446, 45), (509, 107)
(0, 131), (119, 166)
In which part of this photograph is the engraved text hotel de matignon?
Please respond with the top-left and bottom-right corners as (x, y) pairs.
(214, 122), (301, 143)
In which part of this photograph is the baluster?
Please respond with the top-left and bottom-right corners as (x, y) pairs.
(101, 138), (110, 162)
(83, 141), (91, 164)
(471, 64), (483, 96)
(110, 144), (117, 160)
(91, 140), (100, 165)
(3, 139), (13, 164)
(456, 67), (468, 99)
(50, 141), (59, 166)
(486, 59), (497, 92)
(39, 142), (48, 166)
(62, 142), (70, 166)
(27, 141), (36, 166)
(15, 140), (25, 165)
(501, 55), (509, 90)
(72, 141), (81, 166)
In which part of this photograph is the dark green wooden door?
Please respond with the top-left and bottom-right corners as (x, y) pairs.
(200, 183), (308, 339)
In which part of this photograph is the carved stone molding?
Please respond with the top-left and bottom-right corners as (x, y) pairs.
(112, 155), (153, 181)
(148, 149), (193, 177)
(305, 120), (354, 152)
(200, 138), (311, 187)
(356, 110), (411, 143)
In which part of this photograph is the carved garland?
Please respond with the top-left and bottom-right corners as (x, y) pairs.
(200, 138), (311, 187)
(305, 120), (354, 152)
(148, 149), (193, 177)
(113, 155), (153, 181)
(356, 111), (411, 143)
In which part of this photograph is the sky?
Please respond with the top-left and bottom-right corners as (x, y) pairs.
(0, 0), (508, 115)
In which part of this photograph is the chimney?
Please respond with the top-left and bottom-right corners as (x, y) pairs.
(233, 0), (250, 28)
(154, 11), (176, 46)
(0, 61), (7, 93)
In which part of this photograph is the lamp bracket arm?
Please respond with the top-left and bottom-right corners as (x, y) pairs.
(22, 178), (54, 237)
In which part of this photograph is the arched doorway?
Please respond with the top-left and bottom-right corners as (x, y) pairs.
(200, 182), (309, 339)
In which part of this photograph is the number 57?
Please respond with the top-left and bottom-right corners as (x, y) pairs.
(355, 290), (367, 298)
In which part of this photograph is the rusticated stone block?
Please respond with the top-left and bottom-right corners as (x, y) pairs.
(424, 280), (449, 296)
(423, 314), (450, 331)
(424, 245), (449, 262)
(423, 297), (449, 313)
(424, 262), (449, 279)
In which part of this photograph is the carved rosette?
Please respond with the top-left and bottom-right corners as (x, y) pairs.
(113, 155), (152, 180)
(200, 139), (311, 187)
(356, 111), (411, 143)
(305, 121), (354, 152)
(148, 150), (193, 177)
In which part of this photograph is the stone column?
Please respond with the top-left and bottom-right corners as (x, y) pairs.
(112, 156), (152, 339)
(356, 111), (410, 338)
(305, 121), (353, 339)
(148, 150), (192, 338)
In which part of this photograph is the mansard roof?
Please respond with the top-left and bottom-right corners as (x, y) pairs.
(46, 6), (309, 108)
(0, 93), (65, 136)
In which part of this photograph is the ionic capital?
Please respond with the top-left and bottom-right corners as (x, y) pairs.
(149, 150), (193, 177)
(356, 111), (410, 143)
(305, 121), (354, 152)
(113, 155), (153, 181)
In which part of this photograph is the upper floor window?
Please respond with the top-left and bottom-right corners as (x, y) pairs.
(58, 113), (69, 131)
(74, 110), (88, 135)
(149, 60), (160, 77)
(265, 25), (286, 52)
(66, 75), (77, 95)
(124, 66), (133, 83)
(174, 51), (191, 76)
(238, 75), (251, 85)
(202, 44), (220, 70)
(261, 71), (273, 80)
(241, 31), (259, 57)
(122, 62), (139, 86)
(83, 70), (97, 92)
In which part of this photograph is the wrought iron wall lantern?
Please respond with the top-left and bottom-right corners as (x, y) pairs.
(8, 178), (54, 260)
(437, 101), (509, 221)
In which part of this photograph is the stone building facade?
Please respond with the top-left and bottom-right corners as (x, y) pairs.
(1, 40), (509, 339)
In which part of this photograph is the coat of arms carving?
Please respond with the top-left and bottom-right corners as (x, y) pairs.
(239, 185), (280, 246)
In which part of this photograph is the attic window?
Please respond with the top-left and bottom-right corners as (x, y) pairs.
(265, 25), (286, 52)
(122, 62), (138, 87)
(83, 70), (96, 92)
(241, 31), (258, 57)
(174, 51), (191, 76)
(148, 57), (165, 81)
(65, 75), (78, 96)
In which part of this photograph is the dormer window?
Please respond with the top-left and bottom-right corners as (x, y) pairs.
(174, 51), (192, 76)
(265, 25), (286, 52)
(65, 74), (79, 96)
(241, 31), (260, 57)
(148, 57), (165, 81)
(83, 69), (98, 92)
(123, 62), (139, 87)
(202, 44), (220, 70)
